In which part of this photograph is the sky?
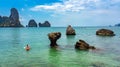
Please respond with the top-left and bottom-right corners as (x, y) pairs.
(0, 0), (120, 27)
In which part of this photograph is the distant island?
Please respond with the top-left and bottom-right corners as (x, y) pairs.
(39, 21), (51, 27)
(0, 8), (51, 27)
(0, 8), (23, 27)
(115, 23), (120, 26)
(26, 19), (51, 27)
(26, 19), (37, 27)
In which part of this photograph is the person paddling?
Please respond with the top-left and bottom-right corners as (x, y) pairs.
(26, 44), (30, 51)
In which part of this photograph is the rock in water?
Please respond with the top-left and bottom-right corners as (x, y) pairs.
(28, 19), (37, 27)
(91, 62), (106, 67)
(9, 8), (23, 27)
(0, 16), (10, 27)
(96, 29), (115, 36)
(48, 32), (61, 48)
(75, 39), (95, 50)
(9, 8), (19, 22)
(39, 21), (51, 27)
(66, 25), (76, 35)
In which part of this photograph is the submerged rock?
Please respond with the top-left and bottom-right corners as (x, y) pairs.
(96, 29), (115, 36)
(75, 39), (95, 50)
(91, 62), (106, 67)
(28, 19), (37, 27)
(48, 32), (61, 48)
(39, 21), (51, 27)
(66, 25), (76, 35)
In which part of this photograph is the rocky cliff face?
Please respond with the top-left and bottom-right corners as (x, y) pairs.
(0, 8), (23, 27)
(28, 19), (37, 27)
(39, 21), (51, 27)
(9, 8), (19, 22)
(0, 16), (10, 27)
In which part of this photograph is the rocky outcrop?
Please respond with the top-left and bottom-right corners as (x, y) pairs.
(28, 19), (37, 27)
(48, 32), (61, 48)
(9, 8), (19, 24)
(75, 39), (95, 50)
(66, 25), (76, 35)
(0, 16), (10, 27)
(96, 29), (115, 36)
(0, 8), (23, 27)
(39, 21), (51, 27)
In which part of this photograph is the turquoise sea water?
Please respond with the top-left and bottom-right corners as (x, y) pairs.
(0, 27), (120, 67)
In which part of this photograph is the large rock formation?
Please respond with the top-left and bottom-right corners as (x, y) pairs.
(66, 25), (76, 35)
(75, 39), (95, 50)
(28, 19), (37, 27)
(48, 32), (61, 48)
(96, 29), (115, 36)
(39, 21), (51, 27)
(0, 16), (10, 27)
(0, 8), (23, 27)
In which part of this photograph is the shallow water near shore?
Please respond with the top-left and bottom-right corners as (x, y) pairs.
(0, 27), (120, 67)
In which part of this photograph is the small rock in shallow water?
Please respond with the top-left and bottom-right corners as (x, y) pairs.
(48, 32), (61, 48)
(75, 39), (96, 50)
(66, 25), (76, 35)
(96, 29), (115, 36)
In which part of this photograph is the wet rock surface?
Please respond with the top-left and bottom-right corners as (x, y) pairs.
(75, 39), (95, 50)
(66, 25), (76, 35)
(96, 29), (115, 36)
(48, 32), (61, 48)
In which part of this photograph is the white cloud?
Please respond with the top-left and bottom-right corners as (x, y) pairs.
(28, 0), (120, 26)
(20, 17), (25, 22)
(30, 0), (120, 12)
(21, 8), (25, 11)
(30, 0), (99, 12)
(20, 15), (26, 22)
(28, 15), (32, 18)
